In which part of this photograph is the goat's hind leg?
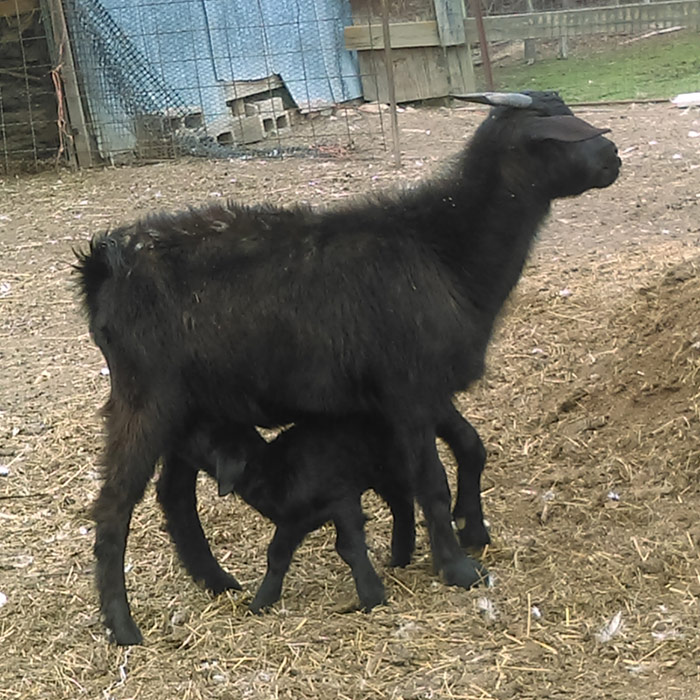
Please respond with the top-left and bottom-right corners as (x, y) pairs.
(437, 405), (490, 550)
(387, 496), (415, 568)
(157, 455), (241, 595)
(376, 478), (415, 568)
(93, 407), (163, 645)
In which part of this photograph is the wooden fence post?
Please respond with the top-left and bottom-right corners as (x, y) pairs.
(559, 0), (572, 59)
(524, 0), (536, 64)
(434, 0), (476, 94)
(41, 0), (93, 167)
(467, 0), (493, 90)
(379, 0), (401, 168)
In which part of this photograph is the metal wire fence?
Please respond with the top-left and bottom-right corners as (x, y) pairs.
(2, 0), (396, 172)
(0, 3), (59, 172)
(61, 0), (391, 164)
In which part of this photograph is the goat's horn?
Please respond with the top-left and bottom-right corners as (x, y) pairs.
(453, 92), (534, 108)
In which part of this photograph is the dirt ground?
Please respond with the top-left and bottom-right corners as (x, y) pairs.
(1, 102), (699, 700)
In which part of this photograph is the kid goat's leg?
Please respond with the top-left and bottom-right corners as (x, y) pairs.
(333, 499), (386, 611)
(249, 526), (306, 614)
(157, 456), (241, 594)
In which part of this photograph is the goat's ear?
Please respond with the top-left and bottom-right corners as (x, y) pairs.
(216, 455), (246, 496)
(527, 115), (610, 142)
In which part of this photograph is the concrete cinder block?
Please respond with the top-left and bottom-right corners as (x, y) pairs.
(231, 115), (267, 144)
(245, 96), (285, 117)
(261, 112), (290, 134)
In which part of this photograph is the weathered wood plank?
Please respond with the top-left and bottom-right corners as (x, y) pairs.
(434, 0), (467, 45)
(42, 0), (93, 167)
(0, 0), (39, 19)
(435, 0), (476, 93)
(345, 20), (444, 50)
(357, 47), (450, 103)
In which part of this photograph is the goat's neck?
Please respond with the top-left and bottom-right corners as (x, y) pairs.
(434, 153), (551, 314)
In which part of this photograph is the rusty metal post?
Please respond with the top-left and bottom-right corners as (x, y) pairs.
(467, 0), (494, 90)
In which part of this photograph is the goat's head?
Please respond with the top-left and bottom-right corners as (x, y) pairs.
(456, 91), (621, 199)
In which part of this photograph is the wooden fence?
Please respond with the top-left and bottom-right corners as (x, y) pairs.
(345, 0), (700, 101)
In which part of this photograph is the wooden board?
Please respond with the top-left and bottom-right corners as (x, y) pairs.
(349, 1), (452, 104)
(435, 0), (475, 94)
(357, 46), (450, 103)
(345, 20), (445, 50)
(0, 0), (39, 18)
(348, 0), (474, 102)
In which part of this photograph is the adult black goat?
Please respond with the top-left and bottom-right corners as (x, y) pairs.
(76, 91), (620, 645)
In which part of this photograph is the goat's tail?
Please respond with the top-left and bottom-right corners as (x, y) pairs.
(74, 233), (125, 316)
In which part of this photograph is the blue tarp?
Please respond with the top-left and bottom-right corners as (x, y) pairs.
(69, 0), (362, 157)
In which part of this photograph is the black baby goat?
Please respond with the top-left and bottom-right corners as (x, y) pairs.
(158, 403), (484, 607)
(169, 416), (417, 614)
(76, 91), (620, 644)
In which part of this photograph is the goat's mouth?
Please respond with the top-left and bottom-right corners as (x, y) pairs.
(596, 160), (621, 187)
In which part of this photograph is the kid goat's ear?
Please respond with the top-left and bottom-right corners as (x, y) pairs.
(216, 455), (247, 497)
(526, 115), (611, 142)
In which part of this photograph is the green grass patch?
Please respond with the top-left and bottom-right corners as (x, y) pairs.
(492, 30), (700, 102)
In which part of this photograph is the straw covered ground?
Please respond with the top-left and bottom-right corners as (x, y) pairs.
(1, 102), (699, 699)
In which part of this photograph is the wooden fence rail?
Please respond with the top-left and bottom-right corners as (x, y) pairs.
(345, 0), (700, 50)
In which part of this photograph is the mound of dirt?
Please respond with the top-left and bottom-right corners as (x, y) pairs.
(448, 252), (700, 697)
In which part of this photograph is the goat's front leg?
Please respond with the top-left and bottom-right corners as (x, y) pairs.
(400, 423), (487, 589)
(333, 500), (386, 611)
(249, 525), (306, 613)
(437, 404), (490, 550)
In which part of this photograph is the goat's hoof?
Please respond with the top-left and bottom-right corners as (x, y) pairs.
(440, 556), (487, 590)
(359, 595), (387, 612)
(205, 572), (242, 595)
(106, 616), (144, 646)
(389, 553), (411, 568)
(248, 600), (272, 615)
(456, 522), (491, 552)
(358, 582), (386, 612)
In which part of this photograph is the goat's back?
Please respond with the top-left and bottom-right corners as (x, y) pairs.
(77, 200), (488, 424)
